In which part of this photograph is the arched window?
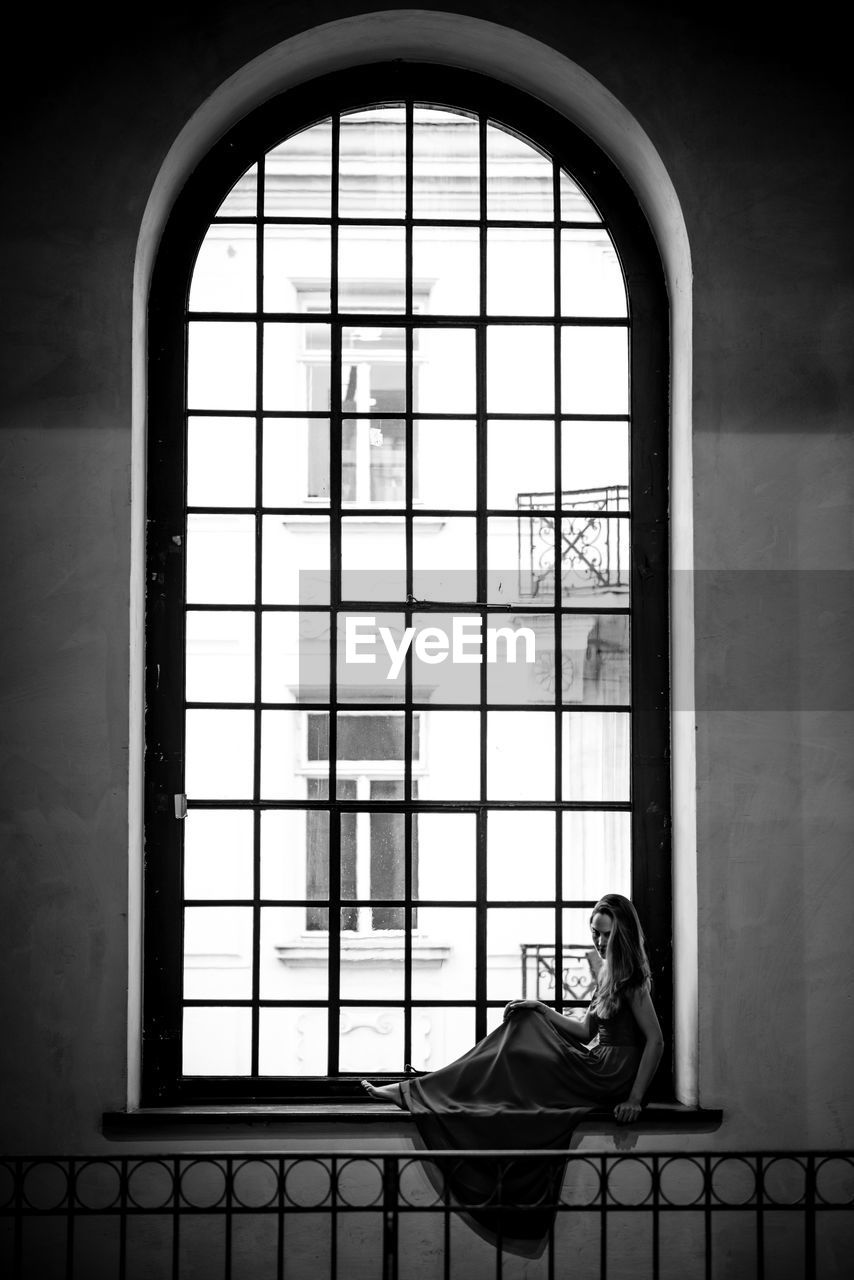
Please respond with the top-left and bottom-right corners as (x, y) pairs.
(144, 64), (670, 1104)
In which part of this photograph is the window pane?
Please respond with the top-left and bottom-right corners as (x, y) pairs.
(412, 517), (477, 602)
(339, 107), (406, 218)
(485, 516), (532, 606)
(261, 709), (323, 800)
(416, 711), (480, 801)
(562, 420), (629, 498)
(184, 809), (254, 901)
(188, 321), (256, 411)
(487, 418), (554, 509)
(262, 514), (330, 606)
(261, 808), (315, 900)
(301, 779), (356, 925)
(182, 1006), (252, 1075)
(561, 327), (629, 415)
(562, 613), (630, 706)
(186, 514), (255, 605)
(410, 612), (481, 704)
(415, 812), (477, 900)
(562, 811), (631, 901)
(259, 1008), (328, 1075)
(560, 516), (630, 603)
(264, 417), (330, 507)
(416, 419), (476, 509)
(190, 225), (256, 313)
(413, 106), (479, 219)
(341, 518), (406, 601)
(487, 326), (554, 413)
(264, 322), (323, 411)
(414, 328), (476, 414)
(337, 611), (406, 702)
(263, 610), (329, 704)
(487, 229), (554, 315)
(411, 908), (475, 1000)
(216, 163), (257, 219)
(487, 123), (554, 221)
(562, 711), (630, 801)
(265, 119), (332, 219)
(186, 609), (255, 703)
(340, 418), (406, 506)
(487, 908), (555, 1000)
(341, 910), (405, 1000)
(183, 906), (253, 999)
(330, 712), (409, 760)
(339, 1007), (405, 1072)
(260, 907), (326, 997)
(409, 1008), (477, 1072)
(486, 711), (555, 800)
(370, 794), (408, 931)
(487, 810), (555, 901)
(560, 170), (601, 223)
(485, 614), (552, 706)
(264, 224), (331, 312)
(185, 709), (254, 799)
(560, 229), (627, 318)
(339, 227), (405, 309)
(413, 226), (479, 314)
(187, 417), (256, 508)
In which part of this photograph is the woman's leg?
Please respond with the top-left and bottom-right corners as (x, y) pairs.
(360, 1079), (405, 1108)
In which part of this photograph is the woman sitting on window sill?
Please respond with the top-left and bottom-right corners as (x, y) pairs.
(361, 893), (665, 1250)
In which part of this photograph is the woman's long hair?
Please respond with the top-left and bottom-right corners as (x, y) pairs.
(589, 894), (651, 1018)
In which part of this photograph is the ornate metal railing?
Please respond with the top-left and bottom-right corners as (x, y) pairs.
(517, 486), (629, 600)
(2, 1150), (851, 1278)
(520, 942), (598, 1002)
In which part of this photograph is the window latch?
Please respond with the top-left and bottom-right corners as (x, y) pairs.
(173, 794), (187, 820)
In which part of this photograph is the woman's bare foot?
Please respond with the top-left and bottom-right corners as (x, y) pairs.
(360, 1079), (405, 1109)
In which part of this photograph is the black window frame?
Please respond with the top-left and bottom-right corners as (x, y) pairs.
(143, 62), (671, 1105)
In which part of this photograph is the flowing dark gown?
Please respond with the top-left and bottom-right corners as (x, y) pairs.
(399, 1001), (643, 1244)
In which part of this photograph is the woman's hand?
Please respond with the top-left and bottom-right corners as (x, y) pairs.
(503, 999), (544, 1021)
(613, 1096), (642, 1124)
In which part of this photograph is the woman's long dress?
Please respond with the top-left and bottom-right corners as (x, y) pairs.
(400, 1002), (643, 1242)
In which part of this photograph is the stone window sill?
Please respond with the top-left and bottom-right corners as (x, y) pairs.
(103, 1103), (722, 1140)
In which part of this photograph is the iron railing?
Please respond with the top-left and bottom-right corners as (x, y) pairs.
(2, 1150), (851, 1278)
(520, 942), (598, 1002)
(517, 485), (630, 600)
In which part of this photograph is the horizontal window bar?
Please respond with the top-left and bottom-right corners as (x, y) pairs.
(184, 701), (633, 712)
(183, 798), (632, 810)
(187, 311), (629, 326)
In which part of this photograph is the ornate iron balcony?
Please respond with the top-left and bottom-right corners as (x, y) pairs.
(516, 486), (629, 601)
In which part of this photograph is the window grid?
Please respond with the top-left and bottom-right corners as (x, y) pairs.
(183, 105), (630, 1079)
(144, 64), (670, 1104)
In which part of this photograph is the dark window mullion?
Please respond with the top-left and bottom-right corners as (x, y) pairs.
(401, 99), (416, 1071)
(474, 112), (489, 1043)
(552, 155), (565, 1014)
(327, 112), (342, 1076)
(250, 152), (266, 1077)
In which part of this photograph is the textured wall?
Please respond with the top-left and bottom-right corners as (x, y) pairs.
(0, 0), (851, 1157)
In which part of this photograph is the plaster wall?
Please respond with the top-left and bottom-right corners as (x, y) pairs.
(0, 0), (852, 1162)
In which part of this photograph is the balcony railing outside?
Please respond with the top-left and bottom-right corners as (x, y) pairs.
(520, 942), (598, 1003)
(2, 1150), (851, 1278)
(517, 486), (629, 601)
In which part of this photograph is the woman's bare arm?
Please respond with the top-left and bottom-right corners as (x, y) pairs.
(504, 1000), (594, 1042)
(613, 988), (665, 1123)
(542, 1005), (594, 1042)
